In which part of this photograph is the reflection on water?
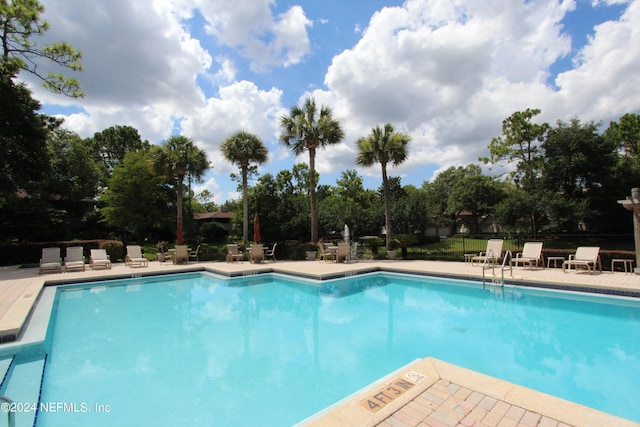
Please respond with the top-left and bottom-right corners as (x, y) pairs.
(39, 272), (640, 426)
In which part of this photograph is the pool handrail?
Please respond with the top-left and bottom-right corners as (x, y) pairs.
(0, 395), (15, 427)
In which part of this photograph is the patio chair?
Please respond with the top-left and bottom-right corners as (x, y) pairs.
(562, 247), (602, 274)
(249, 244), (264, 264)
(471, 239), (504, 267)
(40, 247), (62, 274)
(317, 243), (334, 263)
(226, 244), (244, 263)
(90, 249), (112, 270)
(189, 245), (201, 262)
(173, 245), (189, 264)
(336, 242), (350, 263)
(64, 246), (86, 272)
(512, 242), (544, 270)
(265, 243), (278, 262)
(126, 245), (149, 268)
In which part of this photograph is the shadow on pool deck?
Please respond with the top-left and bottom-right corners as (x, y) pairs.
(1, 260), (640, 426)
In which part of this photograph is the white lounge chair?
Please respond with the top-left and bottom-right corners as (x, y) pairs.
(226, 244), (244, 263)
(90, 249), (112, 270)
(64, 246), (86, 272)
(126, 245), (149, 267)
(40, 247), (62, 274)
(471, 239), (504, 267)
(512, 242), (544, 270)
(562, 247), (602, 274)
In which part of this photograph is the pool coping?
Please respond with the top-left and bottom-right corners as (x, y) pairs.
(295, 357), (638, 427)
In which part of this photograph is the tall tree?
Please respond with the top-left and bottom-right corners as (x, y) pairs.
(356, 123), (410, 250)
(280, 97), (344, 243)
(605, 113), (640, 159)
(90, 125), (148, 177)
(46, 128), (101, 202)
(0, 68), (49, 201)
(0, 0), (83, 97)
(100, 150), (174, 241)
(447, 167), (504, 233)
(543, 118), (619, 232)
(221, 130), (268, 244)
(422, 166), (474, 234)
(481, 108), (550, 235)
(152, 136), (210, 243)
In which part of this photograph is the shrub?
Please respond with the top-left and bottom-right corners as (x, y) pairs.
(100, 240), (123, 262)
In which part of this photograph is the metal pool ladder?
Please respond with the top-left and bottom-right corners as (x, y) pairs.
(0, 396), (15, 427)
(483, 250), (512, 287)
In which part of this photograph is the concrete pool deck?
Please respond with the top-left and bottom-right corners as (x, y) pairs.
(1, 259), (639, 426)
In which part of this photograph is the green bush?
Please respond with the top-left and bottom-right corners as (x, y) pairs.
(100, 240), (124, 262)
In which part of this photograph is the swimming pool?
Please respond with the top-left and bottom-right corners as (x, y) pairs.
(28, 272), (640, 425)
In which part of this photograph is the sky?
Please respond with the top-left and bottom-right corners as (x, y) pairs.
(22, 0), (640, 204)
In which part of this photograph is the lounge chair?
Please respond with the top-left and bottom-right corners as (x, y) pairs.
(39, 247), (62, 274)
(90, 249), (112, 270)
(336, 242), (350, 263)
(318, 243), (334, 263)
(173, 245), (189, 264)
(249, 244), (264, 263)
(512, 242), (544, 270)
(189, 245), (201, 262)
(64, 246), (86, 272)
(471, 239), (504, 267)
(562, 247), (602, 274)
(226, 244), (244, 263)
(126, 245), (149, 268)
(265, 243), (277, 262)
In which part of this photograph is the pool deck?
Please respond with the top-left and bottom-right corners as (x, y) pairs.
(1, 259), (639, 426)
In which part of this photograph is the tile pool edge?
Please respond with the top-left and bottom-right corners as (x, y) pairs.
(297, 357), (638, 427)
(36, 264), (640, 298)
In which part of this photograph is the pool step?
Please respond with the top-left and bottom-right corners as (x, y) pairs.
(0, 354), (46, 427)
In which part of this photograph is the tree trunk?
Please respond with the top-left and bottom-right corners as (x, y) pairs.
(309, 147), (318, 244)
(176, 175), (184, 244)
(382, 163), (392, 250)
(242, 166), (248, 244)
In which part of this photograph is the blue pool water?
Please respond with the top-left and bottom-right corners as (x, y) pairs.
(35, 272), (640, 426)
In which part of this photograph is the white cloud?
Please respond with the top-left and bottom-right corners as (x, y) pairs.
(213, 56), (238, 83)
(32, 0), (210, 143)
(195, 0), (312, 70)
(555, 0), (640, 119)
(180, 80), (285, 173)
(311, 0), (639, 181)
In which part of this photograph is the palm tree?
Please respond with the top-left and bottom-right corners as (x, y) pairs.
(221, 130), (268, 244)
(280, 97), (344, 243)
(152, 135), (210, 244)
(356, 124), (411, 250)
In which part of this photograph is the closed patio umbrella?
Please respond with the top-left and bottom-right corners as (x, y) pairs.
(343, 224), (350, 244)
(253, 212), (261, 243)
